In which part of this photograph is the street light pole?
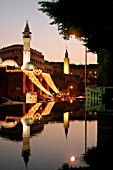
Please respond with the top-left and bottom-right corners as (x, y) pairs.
(84, 47), (87, 155)
(85, 46), (87, 89)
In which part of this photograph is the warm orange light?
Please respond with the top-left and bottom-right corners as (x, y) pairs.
(42, 72), (59, 93)
(70, 86), (73, 89)
(70, 99), (73, 103)
(70, 34), (75, 38)
(23, 70), (52, 96)
(70, 156), (75, 162)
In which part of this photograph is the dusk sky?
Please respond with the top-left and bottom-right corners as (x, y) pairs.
(0, 0), (97, 65)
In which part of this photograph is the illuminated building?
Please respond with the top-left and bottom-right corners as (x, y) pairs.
(0, 66), (59, 99)
(0, 22), (53, 74)
(0, 22), (59, 99)
(22, 21), (31, 65)
(64, 47), (70, 74)
(0, 21), (97, 99)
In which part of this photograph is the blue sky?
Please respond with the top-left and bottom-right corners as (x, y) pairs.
(0, 0), (97, 64)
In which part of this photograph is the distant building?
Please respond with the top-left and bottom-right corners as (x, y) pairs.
(64, 47), (70, 74)
(0, 21), (53, 74)
(0, 21), (97, 79)
(0, 21), (97, 99)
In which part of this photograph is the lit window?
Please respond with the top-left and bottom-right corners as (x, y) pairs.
(89, 71), (92, 74)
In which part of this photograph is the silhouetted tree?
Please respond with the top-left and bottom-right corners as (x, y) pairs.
(38, 0), (113, 86)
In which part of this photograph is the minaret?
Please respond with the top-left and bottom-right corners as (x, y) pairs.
(64, 47), (70, 74)
(22, 21), (32, 65)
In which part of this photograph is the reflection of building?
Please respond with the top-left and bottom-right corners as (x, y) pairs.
(21, 123), (31, 168)
(63, 112), (70, 138)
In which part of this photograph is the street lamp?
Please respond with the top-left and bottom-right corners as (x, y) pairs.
(85, 46), (87, 89)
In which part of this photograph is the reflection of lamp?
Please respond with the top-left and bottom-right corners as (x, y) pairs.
(63, 112), (69, 138)
(70, 156), (75, 162)
(70, 155), (76, 168)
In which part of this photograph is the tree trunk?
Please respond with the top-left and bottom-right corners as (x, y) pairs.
(97, 49), (113, 87)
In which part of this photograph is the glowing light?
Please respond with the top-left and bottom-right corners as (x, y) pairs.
(6, 68), (59, 97)
(21, 103), (42, 121)
(64, 58), (70, 74)
(63, 112), (69, 128)
(42, 73), (59, 94)
(70, 86), (73, 89)
(70, 156), (75, 162)
(33, 69), (42, 76)
(41, 102), (55, 116)
(70, 99), (73, 103)
(23, 70), (52, 96)
(70, 34), (75, 38)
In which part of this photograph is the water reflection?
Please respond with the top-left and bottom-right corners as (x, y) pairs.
(0, 101), (98, 170)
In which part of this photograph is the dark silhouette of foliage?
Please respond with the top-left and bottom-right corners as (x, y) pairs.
(38, 0), (113, 54)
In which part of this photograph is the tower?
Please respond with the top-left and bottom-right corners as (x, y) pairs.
(64, 47), (70, 74)
(22, 21), (32, 65)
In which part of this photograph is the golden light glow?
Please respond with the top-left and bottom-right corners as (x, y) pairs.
(6, 69), (60, 97)
(63, 112), (69, 128)
(21, 103), (42, 120)
(42, 73), (59, 94)
(33, 69), (42, 76)
(23, 70), (52, 96)
(41, 102), (55, 116)
(70, 86), (73, 89)
(70, 99), (73, 103)
(70, 156), (75, 162)
(64, 58), (70, 74)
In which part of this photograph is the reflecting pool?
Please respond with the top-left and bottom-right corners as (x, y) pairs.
(0, 100), (111, 170)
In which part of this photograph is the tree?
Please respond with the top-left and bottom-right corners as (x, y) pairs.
(38, 0), (113, 86)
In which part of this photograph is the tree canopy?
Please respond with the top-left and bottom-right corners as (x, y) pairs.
(38, 0), (113, 54)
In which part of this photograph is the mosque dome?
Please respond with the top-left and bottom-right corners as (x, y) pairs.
(2, 59), (18, 67)
(0, 58), (3, 64)
(21, 118), (34, 126)
(21, 62), (35, 70)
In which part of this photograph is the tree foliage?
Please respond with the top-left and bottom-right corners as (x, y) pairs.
(38, 0), (113, 54)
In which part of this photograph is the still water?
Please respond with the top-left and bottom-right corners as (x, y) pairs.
(0, 100), (109, 170)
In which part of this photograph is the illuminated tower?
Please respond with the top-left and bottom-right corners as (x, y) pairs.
(64, 47), (70, 74)
(22, 21), (32, 65)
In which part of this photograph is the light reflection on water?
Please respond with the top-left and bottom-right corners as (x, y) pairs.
(0, 101), (97, 170)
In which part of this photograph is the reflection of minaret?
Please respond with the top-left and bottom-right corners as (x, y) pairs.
(22, 20), (32, 65)
(63, 112), (70, 138)
(22, 123), (31, 169)
(64, 47), (70, 74)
